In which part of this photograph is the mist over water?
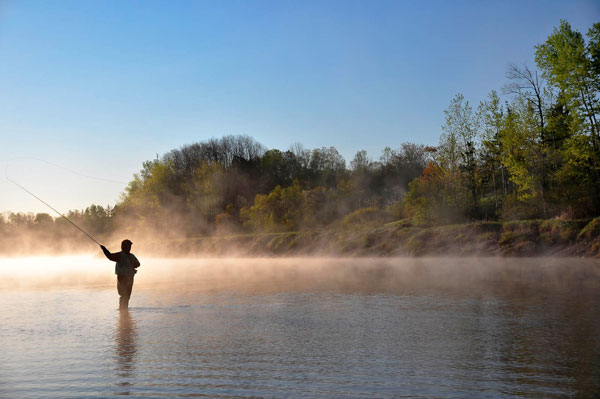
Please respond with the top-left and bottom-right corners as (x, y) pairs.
(1, 257), (599, 398)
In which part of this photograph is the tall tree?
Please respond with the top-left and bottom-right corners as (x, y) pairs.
(535, 20), (600, 147)
(504, 63), (549, 143)
(499, 98), (546, 215)
(439, 93), (480, 214)
(536, 20), (600, 214)
(350, 150), (371, 172)
(478, 90), (506, 213)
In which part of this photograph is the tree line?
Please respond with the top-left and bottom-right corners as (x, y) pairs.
(1, 135), (428, 242)
(405, 20), (599, 223)
(2, 20), (598, 247)
(115, 135), (430, 235)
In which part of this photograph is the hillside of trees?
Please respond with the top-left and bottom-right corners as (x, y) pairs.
(2, 20), (599, 256)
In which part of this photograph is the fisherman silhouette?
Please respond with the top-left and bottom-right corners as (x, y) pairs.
(101, 240), (140, 310)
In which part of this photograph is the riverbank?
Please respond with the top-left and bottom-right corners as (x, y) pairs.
(148, 217), (600, 257)
(1, 217), (598, 257)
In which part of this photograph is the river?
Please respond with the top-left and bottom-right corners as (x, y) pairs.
(0, 257), (599, 398)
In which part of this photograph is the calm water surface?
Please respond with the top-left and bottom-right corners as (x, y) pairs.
(0, 257), (599, 398)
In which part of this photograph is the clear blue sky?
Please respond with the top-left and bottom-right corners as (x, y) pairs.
(1, 0), (598, 214)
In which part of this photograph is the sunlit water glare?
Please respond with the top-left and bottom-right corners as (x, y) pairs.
(1, 257), (599, 398)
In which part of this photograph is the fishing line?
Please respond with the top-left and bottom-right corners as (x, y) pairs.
(7, 157), (127, 184)
(4, 160), (108, 246)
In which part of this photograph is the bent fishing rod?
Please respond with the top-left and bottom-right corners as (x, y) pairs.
(5, 174), (102, 247)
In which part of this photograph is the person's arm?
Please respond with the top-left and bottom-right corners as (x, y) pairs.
(130, 254), (140, 268)
(100, 245), (120, 262)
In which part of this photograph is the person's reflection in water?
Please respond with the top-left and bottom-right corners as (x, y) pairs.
(115, 309), (137, 396)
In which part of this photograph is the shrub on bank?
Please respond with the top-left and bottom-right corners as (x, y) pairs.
(578, 217), (600, 241)
(539, 219), (585, 244)
(342, 207), (393, 227)
(499, 220), (540, 255)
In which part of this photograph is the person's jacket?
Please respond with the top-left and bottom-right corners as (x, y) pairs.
(102, 248), (140, 276)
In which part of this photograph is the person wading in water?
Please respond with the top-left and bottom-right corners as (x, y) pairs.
(101, 240), (140, 310)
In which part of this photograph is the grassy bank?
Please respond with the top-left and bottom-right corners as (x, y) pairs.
(145, 217), (600, 257)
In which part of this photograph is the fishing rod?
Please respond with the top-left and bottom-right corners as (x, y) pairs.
(5, 171), (102, 247)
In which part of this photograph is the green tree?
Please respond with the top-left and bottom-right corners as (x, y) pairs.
(260, 149), (303, 190)
(478, 90), (506, 215)
(535, 20), (599, 147)
(119, 160), (178, 232)
(186, 161), (227, 228)
(439, 93), (480, 214)
(403, 162), (469, 224)
(535, 19), (600, 214)
(309, 147), (347, 187)
(241, 180), (303, 232)
(498, 98), (547, 218)
(350, 150), (371, 172)
(34, 213), (53, 226)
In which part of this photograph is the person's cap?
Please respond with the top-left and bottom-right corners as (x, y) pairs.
(121, 239), (133, 246)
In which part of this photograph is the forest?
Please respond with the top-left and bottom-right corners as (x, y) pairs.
(2, 20), (599, 255)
